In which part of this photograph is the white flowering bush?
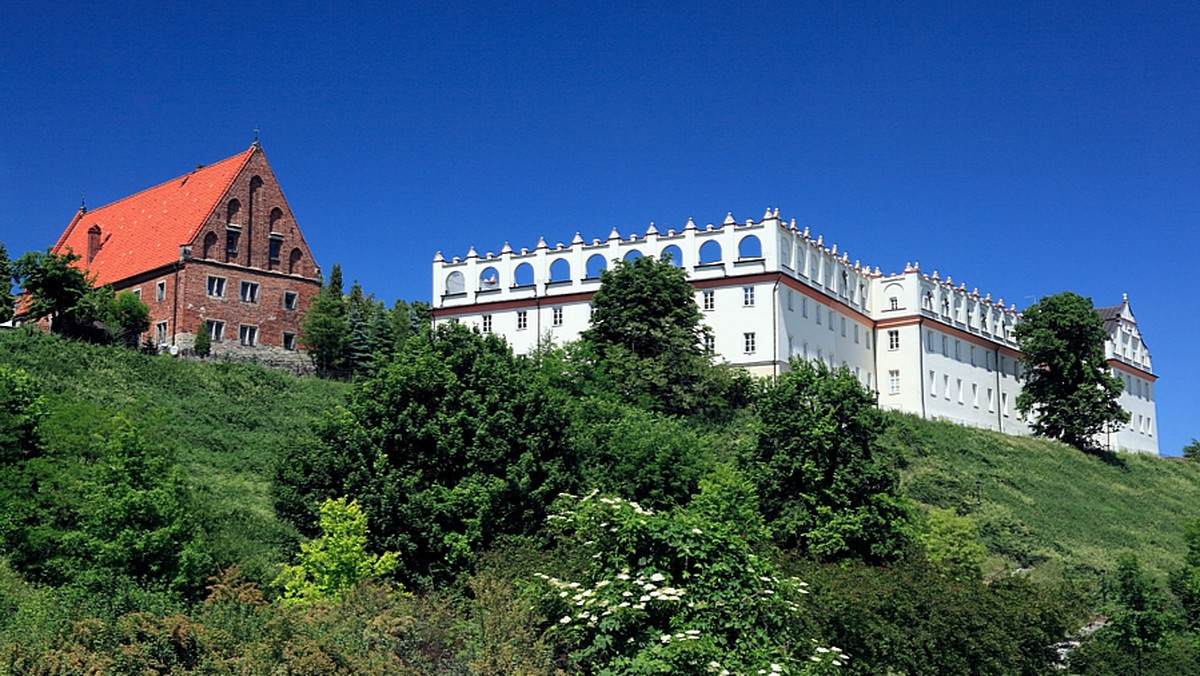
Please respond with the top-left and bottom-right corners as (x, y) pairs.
(539, 491), (848, 675)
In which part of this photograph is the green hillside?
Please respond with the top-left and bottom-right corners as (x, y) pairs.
(892, 414), (1199, 581)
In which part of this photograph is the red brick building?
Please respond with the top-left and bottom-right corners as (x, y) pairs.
(48, 143), (321, 357)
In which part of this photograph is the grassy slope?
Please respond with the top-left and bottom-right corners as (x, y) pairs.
(891, 412), (1200, 580)
(0, 328), (348, 579)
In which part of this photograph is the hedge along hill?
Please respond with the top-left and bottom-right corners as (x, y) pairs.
(889, 412), (1200, 580)
(0, 328), (348, 580)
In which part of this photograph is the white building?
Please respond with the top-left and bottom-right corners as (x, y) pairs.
(431, 208), (1157, 454)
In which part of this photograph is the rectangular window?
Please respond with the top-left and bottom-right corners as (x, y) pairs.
(926, 330), (934, 352)
(1002, 392), (1009, 417)
(787, 335), (794, 356)
(816, 306), (822, 325)
(829, 311), (835, 331)
(239, 325), (257, 346)
(888, 369), (900, 395)
(972, 383), (979, 408)
(744, 331), (756, 354)
(888, 330), (900, 351)
(743, 286), (755, 307)
(955, 340), (961, 360)
(155, 321), (167, 345)
(840, 317), (846, 337)
(942, 335), (948, 357)
(787, 289), (794, 311)
(283, 291), (298, 310)
(206, 276), (226, 298)
(970, 346), (977, 367)
(481, 314), (492, 334)
(854, 324), (860, 343)
(131, 288), (142, 300)
(987, 388), (995, 412)
(226, 231), (239, 254)
(282, 332), (296, 350)
(206, 320), (225, 342)
(552, 306), (563, 326)
(802, 297), (808, 318)
(702, 290), (715, 311)
(944, 375), (950, 400)
(269, 237), (283, 261)
(156, 281), (166, 302)
(865, 332), (870, 349)
(704, 334), (715, 352)
(517, 310), (528, 330)
(240, 281), (260, 304)
(929, 370), (936, 397)
(957, 378), (964, 404)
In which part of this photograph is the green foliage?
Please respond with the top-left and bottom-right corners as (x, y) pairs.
(1183, 438), (1200, 460)
(1170, 519), (1200, 630)
(539, 492), (843, 675)
(1013, 291), (1129, 450)
(105, 289), (151, 348)
(300, 263), (349, 374)
(748, 360), (913, 562)
(687, 463), (769, 545)
(0, 242), (14, 322)
(276, 497), (399, 606)
(0, 365), (43, 463)
(277, 322), (573, 586)
(12, 249), (94, 331)
(192, 320), (211, 356)
(344, 301), (372, 375)
(918, 507), (985, 582)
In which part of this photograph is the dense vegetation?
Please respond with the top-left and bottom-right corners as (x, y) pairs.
(1, 257), (1198, 674)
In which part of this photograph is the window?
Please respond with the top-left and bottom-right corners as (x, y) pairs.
(970, 346), (977, 367)
(744, 332), (756, 354)
(944, 375), (950, 400)
(987, 388), (995, 412)
(156, 281), (166, 302)
(802, 342), (809, 359)
(155, 321), (167, 345)
(840, 316), (846, 337)
(802, 297), (808, 318)
(269, 237), (283, 261)
(955, 340), (961, 360)
(702, 290), (715, 311)
(743, 286), (755, 307)
(240, 281), (260, 304)
(787, 335), (794, 355)
(888, 370), (900, 395)
(972, 383), (979, 408)
(552, 306), (564, 326)
(1002, 392), (1009, 417)
(206, 320), (225, 342)
(207, 276), (226, 298)
(888, 330), (900, 351)
(926, 330), (934, 352)
(283, 291), (298, 310)
(787, 289), (793, 311)
(865, 332), (870, 349)
(704, 334), (715, 352)
(239, 325), (257, 346)
(929, 370), (936, 397)
(481, 315), (492, 334)
(889, 297), (899, 310)
(131, 288), (142, 300)
(816, 306), (822, 325)
(283, 332), (296, 351)
(828, 311), (835, 331)
(517, 310), (528, 330)
(226, 230), (239, 254)
(942, 335), (948, 356)
(957, 378), (964, 404)
(854, 325), (859, 343)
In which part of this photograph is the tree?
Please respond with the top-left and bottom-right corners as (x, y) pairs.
(0, 365), (43, 463)
(0, 243), (14, 323)
(274, 497), (398, 606)
(1013, 292), (1129, 450)
(1182, 439), (1200, 460)
(193, 320), (211, 357)
(12, 249), (95, 336)
(746, 359), (913, 562)
(299, 264), (348, 375)
(104, 289), (150, 348)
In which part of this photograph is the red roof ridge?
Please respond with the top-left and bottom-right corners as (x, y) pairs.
(51, 206), (87, 256)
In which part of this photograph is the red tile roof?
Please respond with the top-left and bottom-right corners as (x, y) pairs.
(51, 147), (255, 287)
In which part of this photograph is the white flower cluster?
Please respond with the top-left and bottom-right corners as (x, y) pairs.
(537, 565), (686, 625)
(659, 628), (702, 644)
(809, 645), (850, 668)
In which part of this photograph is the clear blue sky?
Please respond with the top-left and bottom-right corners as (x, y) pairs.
(2, 2), (1197, 454)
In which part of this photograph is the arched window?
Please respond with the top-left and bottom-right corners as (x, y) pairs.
(226, 199), (241, 225)
(923, 290), (934, 310)
(780, 241), (792, 268)
(738, 235), (762, 259)
(288, 248), (302, 274)
(661, 244), (683, 267)
(549, 258), (570, 282)
(623, 249), (643, 262)
(203, 232), (217, 259)
(479, 266), (500, 290)
(514, 262), (535, 286)
(445, 271), (465, 295)
(698, 240), (722, 264)
(586, 254), (607, 278)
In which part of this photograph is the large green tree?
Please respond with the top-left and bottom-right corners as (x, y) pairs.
(1013, 291), (1128, 450)
(746, 359), (913, 562)
(12, 249), (94, 336)
(300, 264), (349, 375)
(0, 243), (14, 323)
(578, 255), (747, 416)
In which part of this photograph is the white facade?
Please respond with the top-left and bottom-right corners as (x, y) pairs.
(432, 208), (1158, 455)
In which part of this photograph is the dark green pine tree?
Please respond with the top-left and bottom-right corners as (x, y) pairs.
(367, 300), (395, 360)
(0, 243), (14, 323)
(300, 264), (348, 376)
(344, 302), (372, 376)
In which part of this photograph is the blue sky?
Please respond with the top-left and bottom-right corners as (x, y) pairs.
(2, 2), (1197, 454)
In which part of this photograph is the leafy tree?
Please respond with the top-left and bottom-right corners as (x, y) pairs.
(193, 320), (211, 357)
(1014, 292), (1129, 450)
(300, 264), (348, 375)
(0, 243), (14, 323)
(1075, 554), (1178, 676)
(0, 366), (43, 464)
(747, 359), (913, 562)
(275, 497), (399, 606)
(105, 289), (150, 348)
(919, 507), (986, 582)
(1170, 519), (1200, 630)
(12, 249), (95, 337)
(1182, 439), (1200, 460)
(578, 255), (748, 416)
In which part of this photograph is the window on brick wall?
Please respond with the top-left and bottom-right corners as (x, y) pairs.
(240, 281), (259, 304)
(156, 281), (166, 302)
(239, 325), (257, 346)
(206, 320), (225, 342)
(283, 332), (297, 351)
(283, 291), (298, 310)
(155, 321), (167, 345)
(269, 236), (283, 262)
(207, 276), (226, 298)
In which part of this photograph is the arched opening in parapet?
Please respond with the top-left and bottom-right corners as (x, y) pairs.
(514, 262), (534, 287)
(479, 267), (500, 290)
(623, 249), (643, 262)
(698, 240), (722, 264)
(549, 258), (570, 282)
(445, 271), (465, 295)
(780, 241), (792, 268)
(738, 235), (762, 259)
(661, 245), (683, 267)
(586, 254), (607, 279)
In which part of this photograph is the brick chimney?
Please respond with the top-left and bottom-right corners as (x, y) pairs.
(87, 224), (101, 263)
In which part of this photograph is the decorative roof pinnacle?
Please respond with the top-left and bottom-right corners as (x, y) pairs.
(685, 217), (697, 231)
(433, 251), (444, 263)
(572, 232), (583, 245)
(536, 236), (548, 249)
(500, 241), (512, 254)
(608, 227), (621, 241)
(466, 246), (478, 259)
(646, 222), (658, 236)
(762, 207), (773, 220)
(723, 212), (736, 226)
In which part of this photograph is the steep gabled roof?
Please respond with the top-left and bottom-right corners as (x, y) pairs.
(51, 147), (255, 286)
